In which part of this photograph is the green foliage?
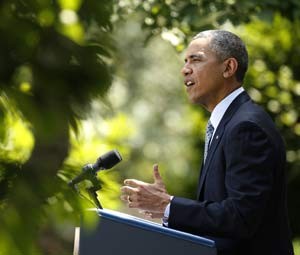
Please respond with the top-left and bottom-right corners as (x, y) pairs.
(293, 238), (300, 254)
(0, 0), (115, 254)
(114, 0), (300, 51)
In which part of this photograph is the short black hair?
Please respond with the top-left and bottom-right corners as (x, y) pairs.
(193, 30), (248, 82)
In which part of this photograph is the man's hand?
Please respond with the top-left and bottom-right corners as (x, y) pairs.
(120, 164), (171, 219)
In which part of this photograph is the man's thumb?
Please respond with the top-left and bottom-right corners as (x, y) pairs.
(153, 164), (163, 184)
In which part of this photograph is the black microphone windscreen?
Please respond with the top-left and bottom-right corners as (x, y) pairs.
(95, 149), (122, 170)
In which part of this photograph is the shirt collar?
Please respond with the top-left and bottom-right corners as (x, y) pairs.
(210, 87), (245, 131)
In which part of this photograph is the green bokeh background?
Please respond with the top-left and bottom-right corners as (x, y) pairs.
(0, 0), (299, 254)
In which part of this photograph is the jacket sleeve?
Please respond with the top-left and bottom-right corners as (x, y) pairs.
(168, 121), (275, 239)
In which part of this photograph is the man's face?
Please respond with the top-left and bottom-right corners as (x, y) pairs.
(181, 37), (225, 110)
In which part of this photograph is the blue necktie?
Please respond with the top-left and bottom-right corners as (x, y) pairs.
(204, 120), (214, 163)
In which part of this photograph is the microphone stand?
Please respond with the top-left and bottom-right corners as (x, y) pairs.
(70, 165), (103, 209)
(86, 175), (103, 209)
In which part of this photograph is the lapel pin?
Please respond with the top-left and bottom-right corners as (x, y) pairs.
(216, 135), (219, 139)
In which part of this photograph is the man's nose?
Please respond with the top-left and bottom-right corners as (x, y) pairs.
(181, 65), (192, 76)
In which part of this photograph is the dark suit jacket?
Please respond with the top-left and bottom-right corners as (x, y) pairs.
(168, 92), (294, 255)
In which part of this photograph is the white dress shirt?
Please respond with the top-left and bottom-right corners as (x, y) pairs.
(209, 87), (244, 139)
(162, 87), (245, 226)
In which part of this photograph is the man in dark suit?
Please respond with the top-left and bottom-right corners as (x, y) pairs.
(121, 30), (294, 255)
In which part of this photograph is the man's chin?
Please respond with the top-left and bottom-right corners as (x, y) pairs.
(188, 95), (202, 105)
(188, 96), (209, 109)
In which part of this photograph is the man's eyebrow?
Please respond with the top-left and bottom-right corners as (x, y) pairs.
(185, 53), (204, 62)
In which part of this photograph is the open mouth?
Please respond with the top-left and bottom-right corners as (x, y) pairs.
(185, 81), (195, 87)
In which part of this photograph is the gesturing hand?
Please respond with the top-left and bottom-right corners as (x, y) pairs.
(120, 164), (171, 218)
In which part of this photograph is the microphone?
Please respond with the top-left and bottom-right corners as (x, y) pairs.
(68, 149), (122, 186)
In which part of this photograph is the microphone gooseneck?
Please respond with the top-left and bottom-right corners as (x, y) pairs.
(68, 149), (122, 186)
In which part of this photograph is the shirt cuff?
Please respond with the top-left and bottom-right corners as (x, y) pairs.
(162, 196), (173, 227)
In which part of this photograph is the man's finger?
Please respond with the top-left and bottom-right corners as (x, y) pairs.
(144, 211), (152, 219)
(124, 179), (146, 187)
(128, 201), (139, 209)
(120, 194), (129, 202)
(120, 186), (138, 195)
(144, 211), (164, 219)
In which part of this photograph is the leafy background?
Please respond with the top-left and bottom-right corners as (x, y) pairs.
(0, 0), (299, 254)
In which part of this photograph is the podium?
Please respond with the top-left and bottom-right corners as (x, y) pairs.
(75, 209), (217, 255)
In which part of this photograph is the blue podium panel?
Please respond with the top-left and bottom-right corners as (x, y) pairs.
(79, 209), (217, 255)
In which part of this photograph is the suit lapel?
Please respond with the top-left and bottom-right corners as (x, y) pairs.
(197, 91), (251, 199)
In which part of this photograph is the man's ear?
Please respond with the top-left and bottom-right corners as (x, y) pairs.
(223, 58), (238, 79)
